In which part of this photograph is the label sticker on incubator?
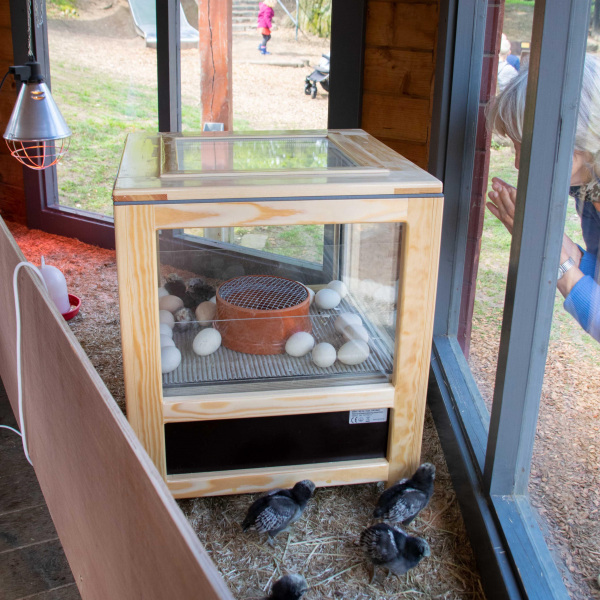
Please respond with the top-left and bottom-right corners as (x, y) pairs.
(349, 409), (388, 424)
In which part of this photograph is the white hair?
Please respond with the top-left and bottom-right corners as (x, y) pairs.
(487, 53), (600, 174)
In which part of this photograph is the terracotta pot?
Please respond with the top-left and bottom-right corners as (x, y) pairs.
(215, 275), (312, 355)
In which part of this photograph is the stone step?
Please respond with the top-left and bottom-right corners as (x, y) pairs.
(233, 16), (255, 24)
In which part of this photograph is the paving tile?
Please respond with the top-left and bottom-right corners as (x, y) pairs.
(0, 540), (75, 600)
(0, 433), (46, 515)
(0, 505), (58, 553)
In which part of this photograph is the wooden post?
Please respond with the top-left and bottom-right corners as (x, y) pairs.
(198, 0), (233, 130)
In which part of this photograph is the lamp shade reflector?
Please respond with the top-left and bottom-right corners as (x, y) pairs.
(3, 80), (71, 142)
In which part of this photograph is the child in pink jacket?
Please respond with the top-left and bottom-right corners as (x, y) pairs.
(257, 0), (276, 55)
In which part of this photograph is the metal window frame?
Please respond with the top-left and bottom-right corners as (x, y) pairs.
(429, 1), (590, 599)
(8, 0), (115, 248)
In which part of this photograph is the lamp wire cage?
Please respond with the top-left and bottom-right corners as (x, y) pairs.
(5, 137), (70, 170)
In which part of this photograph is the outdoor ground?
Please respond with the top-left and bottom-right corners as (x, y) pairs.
(38, 0), (600, 598)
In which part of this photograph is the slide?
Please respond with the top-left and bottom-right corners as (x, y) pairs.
(128, 0), (199, 49)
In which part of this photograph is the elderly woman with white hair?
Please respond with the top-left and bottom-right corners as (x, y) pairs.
(487, 53), (600, 342)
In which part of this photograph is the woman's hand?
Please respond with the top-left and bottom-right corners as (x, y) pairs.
(487, 177), (517, 233)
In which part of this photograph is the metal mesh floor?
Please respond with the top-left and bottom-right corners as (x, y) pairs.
(163, 295), (394, 393)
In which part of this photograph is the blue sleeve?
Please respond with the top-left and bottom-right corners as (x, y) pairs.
(563, 265), (600, 342)
(578, 249), (596, 277)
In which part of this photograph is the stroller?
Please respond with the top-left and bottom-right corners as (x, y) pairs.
(304, 53), (330, 99)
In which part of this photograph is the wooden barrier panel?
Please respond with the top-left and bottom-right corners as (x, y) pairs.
(0, 217), (233, 600)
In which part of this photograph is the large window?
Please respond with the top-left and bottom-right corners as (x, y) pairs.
(429, 1), (593, 599)
(19, 0), (330, 248)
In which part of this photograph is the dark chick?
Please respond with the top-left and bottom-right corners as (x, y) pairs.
(373, 462), (435, 525)
(183, 278), (215, 310)
(242, 480), (316, 545)
(360, 523), (430, 584)
(263, 574), (308, 600)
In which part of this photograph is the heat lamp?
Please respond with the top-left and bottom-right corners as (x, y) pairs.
(1, 0), (71, 170)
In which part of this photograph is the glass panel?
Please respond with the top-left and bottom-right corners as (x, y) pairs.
(182, 225), (325, 265)
(162, 136), (356, 176)
(529, 53), (600, 599)
(473, 6), (600, 597)
(156, 223), (401, 395)
(179, 3), (330, 132)
(47, 2), (159, 217)
(468, 8), (531, 417)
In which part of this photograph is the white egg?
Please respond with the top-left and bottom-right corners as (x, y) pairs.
(342, 324), (369, 343)
(374, 284), (397, 304)
(327, 280), (348, 299)
(161, 345), (181, 374)
(311, 342), (336, 368)
(159, 309), (175, 329)
(334, 312), (362, 333)
(314, 288), (341, 310)
(159, 294), (184, 313)
(358, 278), (378, 299)
(193, 328), (221, 356)
(158, 286), (169, 298)
(195, 301), (217, 326)
(338, 340), (370, 365)
(160, 334), (175, 348)
(160, 323), (173, 338)
(296, 282), (315, 305)
(209, 295), (217, 304)
(285, 331), (315, 357)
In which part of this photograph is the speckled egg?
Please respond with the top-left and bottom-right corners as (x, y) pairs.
(159, 294), (184, 313)
(327, 280), (348, 299)
(314, 288), (341, 310)
(159, 309), (175, 329)
(285, 331), (315, 357)
(338, 339), (370, 365)
(311, 342), (336, 368)
(192, 328), (222, 356)
(342, 323), (369, 343)
(195, 301), (217, 326)
(161, 345), (181, 373)
(334, 312), (362, 333)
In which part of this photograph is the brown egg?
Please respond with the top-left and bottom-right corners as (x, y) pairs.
(195, 300), (217, 326)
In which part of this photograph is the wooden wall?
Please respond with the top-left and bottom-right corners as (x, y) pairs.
(0, 216), (234, 600)
(361, 0), (439, 169)
(0, 2), (25, 225)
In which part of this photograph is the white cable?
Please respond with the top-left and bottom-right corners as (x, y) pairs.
(0, 262), (48, 466)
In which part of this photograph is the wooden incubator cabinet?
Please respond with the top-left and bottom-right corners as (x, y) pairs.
(113, 130), (443, 499)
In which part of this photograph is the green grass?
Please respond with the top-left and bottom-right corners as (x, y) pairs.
(503, 3), (534, 44)
(232, 225), (324, 263)
(51, 62), (248, 216)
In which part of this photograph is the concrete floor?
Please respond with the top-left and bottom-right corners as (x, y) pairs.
(0, 379), (80, 600)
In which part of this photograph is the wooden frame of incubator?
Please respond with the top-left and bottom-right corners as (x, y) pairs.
(113, 130), (443, 498)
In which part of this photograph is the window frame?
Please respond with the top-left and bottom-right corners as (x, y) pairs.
(428, 0), (590, 598)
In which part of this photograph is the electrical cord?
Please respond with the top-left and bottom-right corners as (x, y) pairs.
(0, 262), (48, 466)
(0, 69), (10, 92)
